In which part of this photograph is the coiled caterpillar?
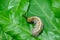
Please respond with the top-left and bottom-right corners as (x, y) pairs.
(27, 16), (43, 36)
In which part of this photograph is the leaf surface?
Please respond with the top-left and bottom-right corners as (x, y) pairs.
(27, 0), (60, 40)
(0, 0), (60, 40)
(51, 0), (60, 18)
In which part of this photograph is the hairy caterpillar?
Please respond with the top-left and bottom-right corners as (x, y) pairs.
(27, 16), (43, 36)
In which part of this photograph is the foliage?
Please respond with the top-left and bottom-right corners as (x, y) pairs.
(52, 0), (60, 18)
(0, 0), (60, 40)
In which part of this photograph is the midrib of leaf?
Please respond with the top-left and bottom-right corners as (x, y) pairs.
(33, 0), (59, 33)
(14, 0), (21, 12)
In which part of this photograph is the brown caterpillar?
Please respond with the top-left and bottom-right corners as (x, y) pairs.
(27, 16), (43, 36)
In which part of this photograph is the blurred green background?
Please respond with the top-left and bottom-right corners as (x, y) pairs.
(0, 0), (60, 40)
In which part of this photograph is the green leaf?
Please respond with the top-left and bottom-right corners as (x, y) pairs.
(0, 0), (60, 40)
(0, 0), (30, 40)
(0, 26), (14, 40)
(27, 0), (60, 40)
(51, 0), (60, 18)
